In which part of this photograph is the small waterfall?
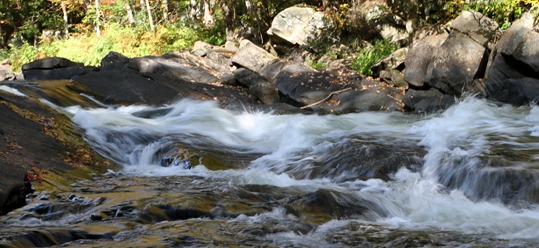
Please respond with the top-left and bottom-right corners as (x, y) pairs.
(63, 97), (539, 241)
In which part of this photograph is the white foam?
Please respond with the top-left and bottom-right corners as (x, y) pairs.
(0, 85), (26, 97)
(63, 97), (539, 241)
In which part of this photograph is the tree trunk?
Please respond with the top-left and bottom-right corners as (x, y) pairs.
(162, 0), (169, 22)
(95, 0), (101, 37)
(144, 0), (155, 32)
(202, 0), (214, 27)
(125, 2), (135, 27)
(61, 1), (69, 38)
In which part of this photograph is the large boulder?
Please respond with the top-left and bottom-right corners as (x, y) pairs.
(485, 13), (539, 105)
(0, 89), (115, 215)
(275, 69), (404, 114)
(404, 34), (448, 87)
(449, 10), (499, 47)
(22, 57), (94, 81)
(267, 6), (335, 46)
(425, 31), (488, 96)
(73, 51), (258, 106)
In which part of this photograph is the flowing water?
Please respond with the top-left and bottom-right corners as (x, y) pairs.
(2, 96), (539, 247)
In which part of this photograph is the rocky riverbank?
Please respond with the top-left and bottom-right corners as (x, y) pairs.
(1, 5), (539, 245)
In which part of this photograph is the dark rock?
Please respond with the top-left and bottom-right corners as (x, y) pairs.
(274, 68), (405, 114)
(0, 91), (82, 214)
(259, 59), (314, 82)
(486, 77), (539, 105)
(22, 57), (83, 70)
(404, 34), (448, 87)
(275, 70), (352, 106)
(73, 51), (258, 106)
(327, 89), (402, 113)
(425, 32), (488, 96)
(285, 188), (388, 222)
(403, 88), (455, 112)
(233, 68), (279, 104)
(100, 51), (130, 71)
(22, 57), (94, 81)
(485, 13), (539, 105)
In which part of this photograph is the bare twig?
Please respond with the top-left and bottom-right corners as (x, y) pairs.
(300, 87), (352, 109)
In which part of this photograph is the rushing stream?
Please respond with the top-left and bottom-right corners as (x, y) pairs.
(2, 96), (539, 247)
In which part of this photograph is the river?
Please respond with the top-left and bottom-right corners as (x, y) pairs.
(2, 96), (539, 247)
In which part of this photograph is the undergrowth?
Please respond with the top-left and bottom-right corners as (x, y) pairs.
(4, 22), (223, 72)
(351, 39), (398, 76)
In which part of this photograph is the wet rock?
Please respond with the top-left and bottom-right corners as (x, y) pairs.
(0, 93), (69, 214)
(267, 6), (336, 46)
(425, 32), (488, 96)
(403, 88), (455, 112)
(304, 138), (424, 182)
(404, 34), (448, 87)
(22, 57), (94, 81)
(233, 68), (280, 104)
(284, 188), (388, 224)
(485, 13), (539, 105)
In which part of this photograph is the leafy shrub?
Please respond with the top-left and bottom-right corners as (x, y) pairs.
(8, 43), (39, 72)
(351, 39), (398, 76)
(446, 0), (539, 30)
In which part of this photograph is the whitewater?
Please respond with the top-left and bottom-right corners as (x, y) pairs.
(39, 96), (539, 245)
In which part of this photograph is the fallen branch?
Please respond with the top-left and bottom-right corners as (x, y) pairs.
(300, 87), (352, 109)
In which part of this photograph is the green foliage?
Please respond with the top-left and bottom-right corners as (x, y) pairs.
(444, 0), (539, 30)
(8, 43), (39, 72)
(351, 39), (398, 76)
(468, 0), (537, 29)
(309, 60), (329, 70)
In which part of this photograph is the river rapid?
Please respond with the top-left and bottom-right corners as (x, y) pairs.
(2, 96), (539, 247)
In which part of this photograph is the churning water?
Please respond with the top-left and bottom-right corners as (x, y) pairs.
(56, 96), (539, 244)
(1, 94), (532, 246)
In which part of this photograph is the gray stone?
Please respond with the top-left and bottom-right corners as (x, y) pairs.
(450, 10), (499, 46)
(425, 32), (488, 96)
(485, 13), (539, 105)
(404, 34), (448, 87)
(231, 40), (278, 74)
(267, 6), (335, 46)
